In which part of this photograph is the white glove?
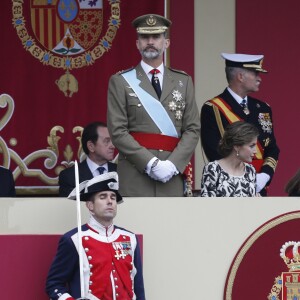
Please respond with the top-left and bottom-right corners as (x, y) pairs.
(150, 160), (178, 183)
(256, 173), (270, 192)
(145, 157), (159, 175)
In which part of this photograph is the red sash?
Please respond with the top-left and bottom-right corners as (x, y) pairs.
(130, 132), (179, 152)
(209, 97), (264, 172)
(130, 132), (192, 177)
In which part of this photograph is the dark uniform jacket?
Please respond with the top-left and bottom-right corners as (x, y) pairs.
(0, 167), (16, 197)
(201, 88), (280, 184)
(58, 160), (117, 197)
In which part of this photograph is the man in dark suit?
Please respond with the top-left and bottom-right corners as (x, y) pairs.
(59, 122), (117, 197)
(0, 166), (16, 197)
(107, 14), (200, 197)
(201, 53), (280, 195)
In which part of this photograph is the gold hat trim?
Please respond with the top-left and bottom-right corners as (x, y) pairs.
(137, 26), (168, 34)
(243, 63), (263, 69)
(243, 58), (267, 72)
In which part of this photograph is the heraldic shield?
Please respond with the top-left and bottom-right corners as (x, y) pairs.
(224, 211), (300, 300)
(30, 0), (103, 53)
(277, 242), (300, 300)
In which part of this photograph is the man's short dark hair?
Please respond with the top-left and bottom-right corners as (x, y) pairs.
(81, 121), (107, 155)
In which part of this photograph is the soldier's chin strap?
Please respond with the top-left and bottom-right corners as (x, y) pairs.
(74, 161), (90, 300)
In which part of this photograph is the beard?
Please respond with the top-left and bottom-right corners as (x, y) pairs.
(140, 46), (163, 59)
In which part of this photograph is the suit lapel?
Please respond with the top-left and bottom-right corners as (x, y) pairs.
(79, 160), (93, 181)
(108, 162), (117, 172)
(135, 64), (158, 99)
(222, 89), (245, 116)
(160, 67), (175, 102)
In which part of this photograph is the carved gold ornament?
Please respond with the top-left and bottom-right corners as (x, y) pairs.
(0, 93), (86, 195)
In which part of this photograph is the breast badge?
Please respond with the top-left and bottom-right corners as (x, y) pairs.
(268, 241), (300, 300)
(168, 90), (185, 120)
(129, 93), (138, 97)
(112, 241), (132, 260)
(258, 113), (273, 133)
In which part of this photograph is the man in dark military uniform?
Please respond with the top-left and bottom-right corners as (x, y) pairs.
(107, 14), (200, 197)
(201, 53), (280, 195)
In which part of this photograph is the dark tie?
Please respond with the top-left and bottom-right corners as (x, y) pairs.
(241, 99), (247, 109)
(150, 69), (162, 99)
(97, 166), (106, 175)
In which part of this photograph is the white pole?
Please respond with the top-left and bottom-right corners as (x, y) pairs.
(164, 0), (168, 65)
(74, 160), (85, 297)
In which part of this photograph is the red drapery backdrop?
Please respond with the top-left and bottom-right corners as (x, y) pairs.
(0, 234), (143, 298)
(236, 0), (299, 196)
(0, 0), (195, 195)
(224, 211), (300, 299)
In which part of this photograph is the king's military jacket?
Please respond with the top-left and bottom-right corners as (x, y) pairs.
(107, 63), (200, 197)
(201, 88), (280, 183)
(46, 220), (145, 300)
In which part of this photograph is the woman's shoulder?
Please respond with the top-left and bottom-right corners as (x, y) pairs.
(244, 163), (256, 173)
(204, 160), (220, 170)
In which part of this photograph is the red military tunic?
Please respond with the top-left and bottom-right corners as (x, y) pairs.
(46, 216), (145, 300)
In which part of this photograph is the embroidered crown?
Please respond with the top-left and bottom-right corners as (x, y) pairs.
(280, 241), (300, 271)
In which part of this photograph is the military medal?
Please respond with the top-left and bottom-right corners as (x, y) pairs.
(114, 250), (127, 260)
(258, 113), (272, 133)
(168, 90), (185, 120)
(243, 107), (250, 115)
(168, 101), (177, 111)
(113, 241), (131, 260)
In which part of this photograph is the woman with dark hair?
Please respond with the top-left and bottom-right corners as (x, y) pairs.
(285, 169), (300, 196)
(200, 121), (260, 197)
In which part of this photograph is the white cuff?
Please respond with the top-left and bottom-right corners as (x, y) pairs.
(145, 157), (158, 175)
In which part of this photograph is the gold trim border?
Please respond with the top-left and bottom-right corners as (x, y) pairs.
(16, 186), (58, 196)
(225, 211), (300, 300)
(12, 0), (121, 70)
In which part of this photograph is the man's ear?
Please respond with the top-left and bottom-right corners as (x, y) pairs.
(165, 38), (170, 49)
(237, 70), (245, 82)
(86, 201), (94, 213)
(87, 140), (94, 153)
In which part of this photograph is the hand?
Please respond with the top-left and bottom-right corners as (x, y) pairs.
(256, 173), (270, 192)
(149, 160), (177, 183)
